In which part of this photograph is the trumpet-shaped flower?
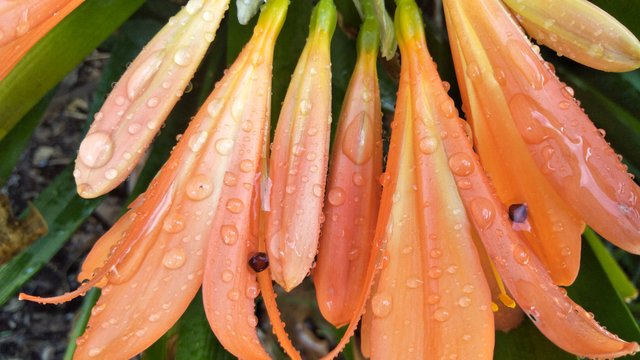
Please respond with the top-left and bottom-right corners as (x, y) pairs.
(443, 0), (640, 288)
(265, 0), (336, 291)
(19, 1), (289, 359)
(313, 9), (382, 327)
(359, 0), (639, 358)
(74, 0), (229, 199)
(503, 0), (640, 72)
(0, 0), (84, 80)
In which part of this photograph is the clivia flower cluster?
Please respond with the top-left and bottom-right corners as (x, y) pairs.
(3, 0), (640, 358)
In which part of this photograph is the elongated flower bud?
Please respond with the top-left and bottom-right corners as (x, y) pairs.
(0, 0), (84, 80)
(504, 0), (640, 72)
(314, 14), (382, 327)
(265, 0), (336, 291)
(444, 0), (640, 257)
(74, 0), (229, 199)
(19, 1), (287, 359)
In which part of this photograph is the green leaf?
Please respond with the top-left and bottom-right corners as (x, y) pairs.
(584, 228), (638, 302)
(495, 320), (576, 360)
(0, 167), (102, 306)
(0, 90), (55, 186)
(0, 0), (145, 141)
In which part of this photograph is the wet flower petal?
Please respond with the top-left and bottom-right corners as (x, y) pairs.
(504, 0), (640, 72)
(0, 0), (84, 80)
(74, 0), (229, 199)
(265, 0), (336, 291)
(443, 0), (640, 255)
(313, 13), (382, 327)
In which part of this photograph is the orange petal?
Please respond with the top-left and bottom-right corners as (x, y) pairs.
(74, 0), (229, 198)
(265, 0), (336, 291)
(503, 0), (640, 72)
(363, 4), (496, 358)
(447, 13), (584, 285)
(200, 1), (289, 358)
(443, 0), (640, 254)
(0, 0), (84, 81)
(313, 16), (382, 327)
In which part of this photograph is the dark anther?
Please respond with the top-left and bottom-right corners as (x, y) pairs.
(508, 203), (528, 223)
(248, 252), (269, 272)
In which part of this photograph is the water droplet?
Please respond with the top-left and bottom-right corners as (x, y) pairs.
(342, 112), (373, 165)
(509, 94), (549, 144)
(104, 168), (118, 180)
(512, 244), (530, 265)
(163, 213), (186, 233)
(466, 62), (481, 79)
(405, 277), (423, 289)
(371, 293), (392, 318)
(215, 138), (234, 155)
(115, 96), (126, 106)
(223, 172), (238, 186)
(78, 132), (114, 168)
(174, 47), (192, 66)
(506, 39), (547, 89)
(448, 152), (475, 176)
(419, 136), (438, 154)
(247, 315), (258, 327)
(433, 308), (450, 322)
(352, 173), (365, 186)
(221, 270), (234, 282)
(128, 123), (142, 135)
(462, 284), (474, 294)
(457, 296), (472, 307)
(469, 197), (495, 229)
(189, 131), (209, 152)
(430, 249), (442, 258)
(299, 99), (311, 114)
(185, 0), (203, 14)
(221, 224), (239, 245)
(246, 284), (259, 298)
(226, 198), (244, 213)
(208, 99), (223, 116)
(91, 303), (106, 316)
(241, 120), (253, 132)
(88, 347), (103, 357)
(427, 294), (440, 304)
(240, 159), (254, 172)
(313, 184), (323, 197)
(227, 289), (240, 301)
(185, 174), (213, 200)
(440, 99), (456, 118)
(127, 52), (162, 100)
(149, 313), (160, 322)
(162, 247), (186, 269)
(428, 266), (443, 278)
(147, 97), (159, 108)
(328, 188), (346, 206)
(202, 10), (215, 21)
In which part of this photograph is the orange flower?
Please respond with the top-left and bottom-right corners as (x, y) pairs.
(359, 0), (639, 358)
(443, 0), (640, 287)
(0, 0), (84, 80)
(265, 0), (336, 291)
(314, 9), (383, 327)
(19, 1), (289, 359)
(74, 0), (230, 198)
(503, 0), (640, 72)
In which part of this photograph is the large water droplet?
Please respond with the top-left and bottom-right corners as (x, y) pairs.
(419, 136), (438, 154)
(188, 131), (208, 152)
(433, 308), (450, 322)
(185, 174), (213, 200)
(469, 197), (495, 230)
(215, 138), (234, 155)
(328, 187), (346, 206)
(221, 270), (234, 282)
(162, 247), (186, 269)
(371, 292), (393, 318)
(78, 132), (114, 168)
(512, 244), (530, 265)
(127, 52), (163, 100)
(163, 213), (186, 233)
(221, 224), (239, 245)
(174, 47), (192, 66)
(448, 152), (475, 176)
(226, 198), (244, 214)
(342, 112), (374, 165)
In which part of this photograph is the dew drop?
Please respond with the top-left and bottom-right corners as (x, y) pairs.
(223, 172), (238, 186)
(162, 247), (186, 269)
(127, 52), (162, 100)
(506, 39), (547, 89)
(227, 289), (240, 301)
(188, 131), (209, 152)
(221, 224), (238, 245)
(128, 123), (142, 135)
(221, 270), (234, 282)
(313, 184), (324, 197)
(226, 198), (244, 214)
(240, 159), (254, 172)
(215, 138), (234, 155)
(512, 244), (530, 265)
(147, 97), (160, 108)
(78, 132), (114, 168)
(104, 168), (118, 180)
(371, 293), (393, 318)
(419, 136), (438, 154)
(163, 213), (186, 233)
(469, 197), (495, 230)
(342, 112), (374, 164)
(185, 174), (213, 200)
(328, 188), (346, 206)
(448, 152), (475, 176)
(457, 296), (472, 308)
(174, 47), (192, 66)
(433, 308), (450, 322)
(405, 277), (424, 289)
(88, 347), (103, 358)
